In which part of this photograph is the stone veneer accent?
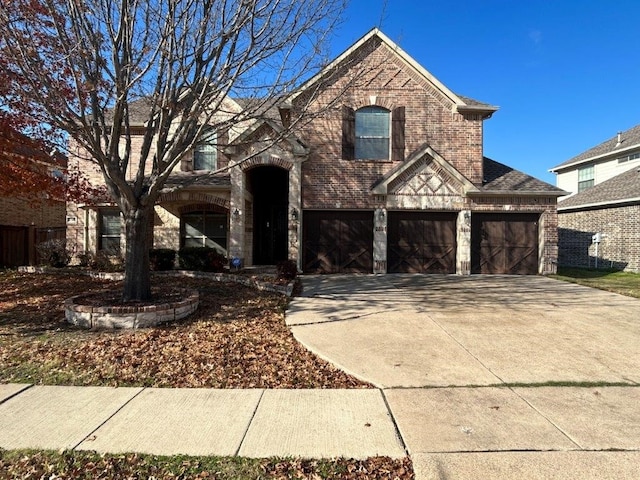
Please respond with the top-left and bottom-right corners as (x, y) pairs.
(65, 289), (199, 329)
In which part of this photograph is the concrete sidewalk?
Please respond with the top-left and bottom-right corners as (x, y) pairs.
(0, 384), (406, 459)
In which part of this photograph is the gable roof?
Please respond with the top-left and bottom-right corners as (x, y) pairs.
(550, 124), (640, 172)
(284, 28), (498, 118)
(480, 158), (565, 195)
(558, 166), (640, 211)
(370, 144), (479, 195)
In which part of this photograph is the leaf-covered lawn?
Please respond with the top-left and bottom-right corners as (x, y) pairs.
(0, 450), (414, 480)
(0, 271), (370, 388)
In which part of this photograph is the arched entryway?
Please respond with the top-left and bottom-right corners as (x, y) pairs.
(247, 166), (289, 265)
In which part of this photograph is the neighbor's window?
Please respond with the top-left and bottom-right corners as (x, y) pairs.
(193, 130), (217, 171)
(577, 165), (594, 192)
(618, 152), (640, 164)
(355, 106), (390, 160)
(182, 211), (227, 254)
(99, 210), (121, 252)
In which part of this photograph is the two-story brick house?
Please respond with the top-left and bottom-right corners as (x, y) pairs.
(67, 29), (565, 275)
(550, 124), (640, 272)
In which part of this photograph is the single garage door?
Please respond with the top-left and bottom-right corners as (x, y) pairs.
(471, 213), (539, 274)
(303, 211), (373, 273)
(387, 212), (457, 273)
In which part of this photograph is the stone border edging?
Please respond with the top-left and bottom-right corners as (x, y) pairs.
(65, 289), (199, 329)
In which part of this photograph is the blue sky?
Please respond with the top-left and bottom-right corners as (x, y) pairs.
(330, 0), (640, 185)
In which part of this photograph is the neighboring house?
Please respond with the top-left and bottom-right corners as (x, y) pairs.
(0, 129), (67, 267)
(550, 125), (640, 272)
(67, 28), (565, 275)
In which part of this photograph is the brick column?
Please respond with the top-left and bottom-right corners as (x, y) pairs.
(229, 164), (245, 266)
(457, 210), (471, 275)
(373, 208), (387, 274)
(288, 162), (302, 269)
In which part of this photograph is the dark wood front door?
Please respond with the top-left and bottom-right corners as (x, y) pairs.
(471, 213), (539, 274)
(248, 166), (289, 265)
(303, 211), (373, 273)
(387, 212), (457, 273)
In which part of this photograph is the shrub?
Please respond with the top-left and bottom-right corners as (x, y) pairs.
(76, 251), (94, 268)
(179, 247), (227, 272)
(36, 239), (71, 268)
(277, 259), (298, 281)
(149, 248), (176, 271)
(93, 250), (124, 272)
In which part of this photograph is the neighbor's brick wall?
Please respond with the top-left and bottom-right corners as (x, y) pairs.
(0, 196), (65, 228)
(558, 205), (640, 273)
(296, 38), (485, 209)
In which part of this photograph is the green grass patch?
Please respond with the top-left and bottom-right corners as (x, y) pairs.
(0, 449), (412, 479)
(550, 267), (640, 299)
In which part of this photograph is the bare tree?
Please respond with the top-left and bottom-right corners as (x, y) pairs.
(0, 0), (347, 301)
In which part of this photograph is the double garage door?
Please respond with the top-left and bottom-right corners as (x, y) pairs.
(303, 211), (457, 274)
(303, 211), (539, 275)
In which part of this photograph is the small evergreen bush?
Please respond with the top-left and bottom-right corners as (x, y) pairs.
(277, 259), (298, 281)
(179, 247), (227, 272)
(36, 239), (71, 268)
(149, 248), (176, 271)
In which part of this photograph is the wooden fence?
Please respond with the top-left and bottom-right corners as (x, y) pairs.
(0, 225), (66, 267)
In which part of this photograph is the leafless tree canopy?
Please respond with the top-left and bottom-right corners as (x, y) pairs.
(1, 0), (346, 207)
(1, 0), (347, 301)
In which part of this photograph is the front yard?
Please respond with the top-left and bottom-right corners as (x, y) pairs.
(0, 271), (419, 479)
(0, 270), (368, 388)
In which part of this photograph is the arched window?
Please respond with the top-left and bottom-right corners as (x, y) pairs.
(342, 105), (404, 161)
(355, 106), (390, 160)
(193, 129), (217, 171)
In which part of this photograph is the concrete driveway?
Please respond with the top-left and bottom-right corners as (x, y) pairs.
(286, 275), (640, 479)
(287, 274), (640, 388)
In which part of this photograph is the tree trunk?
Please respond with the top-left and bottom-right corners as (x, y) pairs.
(122, 205), (153, 302)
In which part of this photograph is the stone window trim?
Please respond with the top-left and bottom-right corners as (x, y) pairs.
(342, 105), (405, 161)
(184, 126), (229, 172)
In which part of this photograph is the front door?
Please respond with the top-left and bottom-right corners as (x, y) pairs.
(248, 166), (289, 265)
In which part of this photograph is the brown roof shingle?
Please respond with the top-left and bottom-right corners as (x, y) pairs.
(558, 167), (640, 209)
(482, 157), (565, 194)
(551, 124), (640, 171)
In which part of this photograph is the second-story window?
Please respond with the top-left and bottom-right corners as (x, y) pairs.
(342, 105), (405, 161)
(193, 130), (217, 171)
(577, 164), (594, 192)
(355, 106), (390, 160)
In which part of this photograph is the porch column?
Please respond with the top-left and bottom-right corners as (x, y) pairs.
(457, 210), (471, 275)
(288, 162), (302, 269)
(229, 163), (245, 266)
(373, 208), (387, 274)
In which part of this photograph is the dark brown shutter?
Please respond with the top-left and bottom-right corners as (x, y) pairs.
(217, 126), (229, 168)
(392, 106), (405, 161)
(342, 105), (355, 160)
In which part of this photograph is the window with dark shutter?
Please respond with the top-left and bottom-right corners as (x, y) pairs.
(342, 106), (355, 160)
(392, 106), (405, 161)
(355, 106), (390, 160)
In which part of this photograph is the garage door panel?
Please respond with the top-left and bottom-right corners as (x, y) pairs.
(303, 211), (373, 274)
(472, 214), (539, 275)
(388, 212), (457, 274)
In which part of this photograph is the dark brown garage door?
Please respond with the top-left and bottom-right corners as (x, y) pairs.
(303, 211), (373, 273)
(471, 213), (539, 274)
(387, 212), (457, 273)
